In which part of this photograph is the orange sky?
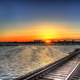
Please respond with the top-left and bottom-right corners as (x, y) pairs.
(0, 21), (80, 42)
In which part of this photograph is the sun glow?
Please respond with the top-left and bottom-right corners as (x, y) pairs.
(34, 22), (67, 40)
(37, 27), (57, 40)
(0, 21), (76, 42)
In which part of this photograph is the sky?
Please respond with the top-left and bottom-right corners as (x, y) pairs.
(0, 0), (80, 42)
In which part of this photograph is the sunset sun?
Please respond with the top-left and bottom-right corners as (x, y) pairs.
(45, 40), (52, 44)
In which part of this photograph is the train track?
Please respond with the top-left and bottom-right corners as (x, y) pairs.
(39, 54), (80, 80)
(15, 49), (80, 80)
(71, 67), (80, 80)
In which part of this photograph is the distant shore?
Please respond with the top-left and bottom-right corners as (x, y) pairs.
(0, 41), (80, 46)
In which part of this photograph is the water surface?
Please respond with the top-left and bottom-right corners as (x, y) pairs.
(0, 45), (80, 79)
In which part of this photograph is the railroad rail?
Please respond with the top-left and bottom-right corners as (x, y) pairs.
(14, 48), (80, 80)
(71, 66), (80, 80)
(39, 53), (80, 80)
